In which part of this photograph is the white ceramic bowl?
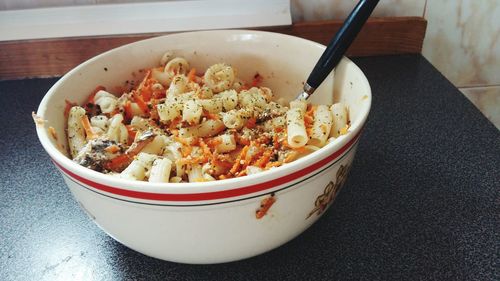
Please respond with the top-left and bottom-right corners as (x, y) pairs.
(36, 30), (371, 264)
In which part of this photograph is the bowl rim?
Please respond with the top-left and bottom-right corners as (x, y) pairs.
(35, 29), (371, 202)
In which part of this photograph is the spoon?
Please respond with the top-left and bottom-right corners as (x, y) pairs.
(296, 0), (380, 100)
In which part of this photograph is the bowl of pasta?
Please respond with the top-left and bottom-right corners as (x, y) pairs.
(35, 30), (371, 264)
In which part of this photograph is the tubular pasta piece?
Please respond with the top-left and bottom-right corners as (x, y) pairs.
(130, 116), (150, 131)
(94, 90), (118, 113)
(187, 164), (204, 182)
(151, 67), (172, 87)
(218, 89), (238, 111)
(330, 103), (349, 138)
(308, 105), (333, 147)
(68, 106), (87, 158)
(204, 63), (235, 93)
(286, 107), (308, 148)
(90, 115), (109, 132)
(107, 114), (128, 144)
(222, 108), (252, 130)
(198, 98), (223, 114)
(120, 152), (158, 181)
(168, 75), (188, 96)
(182, 99), (202, 125)
(289, 99), (307, 111)
(141, 135), (167, 155)
(149, 158), (173, 183)
(157, 102), (182, 122)
(165, 57), (189, 76)
(239, 87), (268, 109)
(179, 119), (225, 138)
(198, 86), (213, 99)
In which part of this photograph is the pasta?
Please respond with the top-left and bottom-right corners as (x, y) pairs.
(94, 90), (118, 113)
(308, 105), (333, 147)
(67, 106), (87, 158)
(203, 63), (235, 93)
(66, 54), (350, 183)
(149, 158), (173, 183)
(330, 103), (349, 138)
(286, 100), (308, 148)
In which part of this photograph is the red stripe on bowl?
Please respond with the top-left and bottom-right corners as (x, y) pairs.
(54, 131), (361, 202)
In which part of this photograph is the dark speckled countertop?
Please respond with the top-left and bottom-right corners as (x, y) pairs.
(0, 55), (498, 281)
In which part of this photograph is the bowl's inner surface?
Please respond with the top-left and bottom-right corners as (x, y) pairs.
(38, 30), (371, 181)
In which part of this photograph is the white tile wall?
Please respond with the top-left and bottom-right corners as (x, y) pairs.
(461, 86), (500, 130)
(291, 0), (426, 21)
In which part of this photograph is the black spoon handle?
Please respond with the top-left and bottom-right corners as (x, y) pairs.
(306, 0), (379, 90)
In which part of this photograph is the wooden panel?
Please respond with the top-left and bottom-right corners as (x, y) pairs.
(0, 17), (426, 80)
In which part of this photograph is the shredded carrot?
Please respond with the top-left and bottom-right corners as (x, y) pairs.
(206, 137), (222, 148)
(272, 134), (280, 150)
(181, 145), (192, 157)
(174, 135), (193, 146)
(210, 152), (234, 169)
(179, 155), (207, 165)
(168, 117), (181, 130)
(199, 138), (212, 159)
(187, 68), (197, 82)
(304, 114), (314, 126)
(256, 195), (276, 219)
(237, 135), (251, 146)
(133, 91), (149, 114)
(229, 145), (249, 175)
(236, 170), (247, 177)
(136, 70), (152, 94)
(125, 125), (137, 145)
(245, 144), (262, 166)
(140, 86), (152, 102)
(212, 157), (233, 169)
(306, 127), (313, 136)
(105, 145), (120, 154)
(254, 150), (272, 168)
(123, 101), (134, 121)
(245, 117), (257, 129)
(104, 154), (130, 171)
(304, 105), (316, 125)
(80, 115), (97, 140)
